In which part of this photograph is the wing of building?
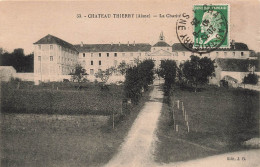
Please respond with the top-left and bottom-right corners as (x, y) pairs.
(33, 34), (79, 83)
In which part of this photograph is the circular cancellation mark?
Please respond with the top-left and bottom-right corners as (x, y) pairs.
(176, 4), (229, 54)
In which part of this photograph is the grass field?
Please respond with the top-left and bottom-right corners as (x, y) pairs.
(1, 81), (124, 115)
(1, 86), (153, 167)
(155, 85), (259, 163)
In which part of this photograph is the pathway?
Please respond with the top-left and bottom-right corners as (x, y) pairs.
(104, 83), (164, 167)
(104, 79), (260, 167)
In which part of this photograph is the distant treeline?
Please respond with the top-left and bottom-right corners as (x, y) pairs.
(0, 48), (34, 72)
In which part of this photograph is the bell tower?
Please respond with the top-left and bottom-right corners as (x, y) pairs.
(159, 31), (165, 42)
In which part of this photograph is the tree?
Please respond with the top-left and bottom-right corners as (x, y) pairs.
(243, 73), (259, 85)
(117, 62), (129, 75)
(138, 59), (155, 91)
(124, 66), (142, 104)
(124, 59), (155, 103)
(159, 60), (177, 94)
(182, 55), (215, 92)
(71, 64), (87, 89)
(95, 67), (115, 83)
(0, 48), (34, 72)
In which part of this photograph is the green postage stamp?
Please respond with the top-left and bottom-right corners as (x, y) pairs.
(193, 4), (229, 49)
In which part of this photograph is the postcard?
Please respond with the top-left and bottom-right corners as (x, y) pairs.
(0, 0), (259, 167)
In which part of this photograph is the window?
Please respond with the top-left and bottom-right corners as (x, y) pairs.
(130, 53), (133, 56)
(98, 69), (101, 73)
(216, 52), (219, 57)
(83, 53), (85, 57)
(114, 60), (117, 66)
(99, 61), (101, 65)
(224, 52), (227, 56)
(241, 52), (244, 56)
(183, 52), (185, 56)
(232, 52), (235, 56)
(83, 60), (85, 63)
(122, 60), (125, 64)
(99, 53), (101, 57)
(122, 53), (125, 56)
(50, 45), (53, 50)
(139, 53), (141, 56)
(91, 61), (93, 65)
(114, 53), (117, 57)
(107, 53), (109, 57)
(91, 53), (93, 57)
(38, 45), (41, 50)
(176, 52), (178, 56)
(90, 69), (94, 75)
(38, 56), (41, 61)
(50, 56), (53, 61)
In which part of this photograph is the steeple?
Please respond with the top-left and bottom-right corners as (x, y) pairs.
(159, 31), (165, 42)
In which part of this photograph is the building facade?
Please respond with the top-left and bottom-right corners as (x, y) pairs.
(33, 33), (254, 83)
(34, 34), (78, 84)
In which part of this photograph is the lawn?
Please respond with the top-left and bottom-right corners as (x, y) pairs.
(1, 81), (124, 115)
(1, 86), (153, 167)
(155, 85), (259, 163)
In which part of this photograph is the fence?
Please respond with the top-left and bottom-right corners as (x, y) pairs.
(170, 97), (190, 133)
(111, 99), (130, 129)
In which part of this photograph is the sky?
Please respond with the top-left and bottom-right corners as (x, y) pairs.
(0, 0), (259, 54)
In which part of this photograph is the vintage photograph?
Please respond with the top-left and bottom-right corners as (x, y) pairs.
(0, 0), (259, 166)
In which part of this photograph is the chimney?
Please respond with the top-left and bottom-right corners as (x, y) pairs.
(127, 41), (129, 46)
(80, 41), (84, 47)
(231, 40), (235, 49)
(119, 42), (121, 46)
(133, 41), (135, 46)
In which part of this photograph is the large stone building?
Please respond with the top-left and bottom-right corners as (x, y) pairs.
(34, 34), (78, 83)
(33, 33), (255, 84)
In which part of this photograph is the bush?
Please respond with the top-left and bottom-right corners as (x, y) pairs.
(243, 73), (258, 85)
(10, 77), (22, 83)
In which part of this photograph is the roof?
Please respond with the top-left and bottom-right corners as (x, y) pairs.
(223, 75), (238, 83)
(74, 43), (151, 52)
(172, 42), (250, 52)
(216, 58), (260, 72)
(34, 34), (78, 52)
(172, 43), (187, 51)
(153, 41), (170, 47)
(0, 66), (16, 72)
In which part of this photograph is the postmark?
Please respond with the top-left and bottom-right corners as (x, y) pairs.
(176, 4), (230, 54)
